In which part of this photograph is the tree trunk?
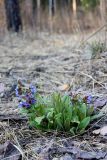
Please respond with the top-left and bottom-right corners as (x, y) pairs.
(72, 0), (77, 19)
(49, 0), (56, 17)
(49, 0), (56, 32)
(37, 0), (41, 23)
(4, 0), (22, 32)
(100, 0), (106, 25)
(32, 0), (37, 16)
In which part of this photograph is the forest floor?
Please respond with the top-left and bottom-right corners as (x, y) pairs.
(0, 30), (107, 160)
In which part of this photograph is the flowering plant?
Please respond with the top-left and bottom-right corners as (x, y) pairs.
(15, 80), (36, 109)
(16, 80), (102, 135)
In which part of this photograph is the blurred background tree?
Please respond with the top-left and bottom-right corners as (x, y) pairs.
(4, 0), (22, 32)
(80, 0), (100, 10)
(1, 0), (106, 34)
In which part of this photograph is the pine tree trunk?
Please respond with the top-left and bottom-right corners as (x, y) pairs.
(72, 0), (77, 19)
(100, 0), (106, 25)
(49, 0), (56, 17)
(37, 0), (41, 25)
(4, 0), (22, 32)
(49, 0), (56, 32)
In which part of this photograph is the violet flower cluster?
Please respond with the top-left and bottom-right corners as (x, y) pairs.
(86, 95), (92, 104)
(15, 80), (37, 109)
(70, 92), (92, 105)
(83, 95), (92, 104)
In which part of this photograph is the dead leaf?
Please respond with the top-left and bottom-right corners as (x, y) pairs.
(58, 84), (70, 91)
(79, 151), (106, 159)
(94, 98), (107, 108)
(100, 126), (107, 136)
(79, 151), (96, 159)
(0, 141), (22, 160)
(0, 142), (7, 155)
(0, 83), (5, 93)
(100, 105), (107, 114)
(93, 126), (107, 136)
(93, 129), (100, 135)
(60, 153), (73, 160)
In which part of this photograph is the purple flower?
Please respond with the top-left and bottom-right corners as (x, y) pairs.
(15, 86), (19, 97)
(19, 101), (30, 108)
(16, 81), (37, 109)
(25, 93), (36, 104)
(31, 99), (36, 104)
(29, 84), (36, 94)
(87, 95), (92, 104)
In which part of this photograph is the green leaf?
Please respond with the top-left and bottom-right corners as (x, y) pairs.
(78, 103), (87, 120)
(64, 117), (71, 131)
(70, 127), (76, 135)
(62, 95), (71, 105)
(20, 108), (29, 114)
(91, 112), (104, 121)
(55, 113), (62, 121)
(78, 117), (90, 131)
(54, 113), (63, 129)
(46, 108), (54, 124)
(35, 116), (45, 125)
(52, 93), (62, 113)
(47, 109), (54, 119)
(87, 106), (94, 116)
(29, 121), (37, 128)
(71, 115), (80, 124)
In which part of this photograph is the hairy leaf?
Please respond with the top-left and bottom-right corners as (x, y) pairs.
(35, 116), (45, 125)
(78, 117), (90, 131)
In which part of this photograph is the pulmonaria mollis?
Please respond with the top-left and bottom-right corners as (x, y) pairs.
(15, 80), (102, 134)
(70, 92), (92, 105)
(83, 95), (92, 104)
(15, 80), (37, 108)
